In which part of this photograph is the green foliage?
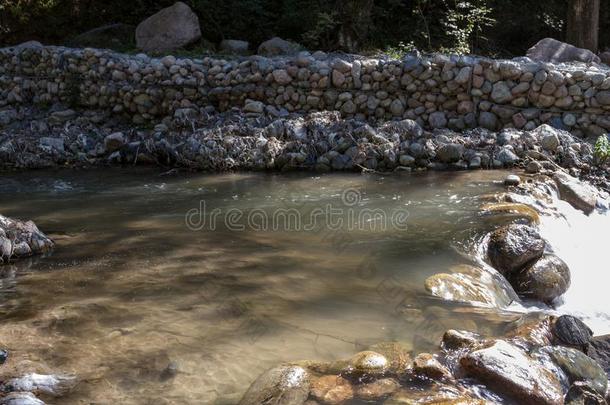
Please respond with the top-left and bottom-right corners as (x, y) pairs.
(1, 0), (608, 56)
(594, 135), (610, 166)
(439, 0), (495, 54)
(384, 41), (418, 59)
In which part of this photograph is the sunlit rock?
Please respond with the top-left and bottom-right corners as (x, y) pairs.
(461, 340), (563, 405)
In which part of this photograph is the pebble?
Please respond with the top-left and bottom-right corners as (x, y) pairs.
(504, 174), (521, 186)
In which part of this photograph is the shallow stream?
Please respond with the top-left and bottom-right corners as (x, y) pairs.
(0, 169), (606, 404)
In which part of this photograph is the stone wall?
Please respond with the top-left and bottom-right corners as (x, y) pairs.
(1, 45), (609, 135)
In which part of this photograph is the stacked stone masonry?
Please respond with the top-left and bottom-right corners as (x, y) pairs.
(1, 45), (610, 134)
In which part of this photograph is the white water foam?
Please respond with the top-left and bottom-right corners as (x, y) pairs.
(537, 198), (610, 335)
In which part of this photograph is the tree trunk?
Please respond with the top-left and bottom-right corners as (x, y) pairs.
(566, 0), (600, 52)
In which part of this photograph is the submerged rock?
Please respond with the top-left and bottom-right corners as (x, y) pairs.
(355, 378), (400, 401)
(510, 254), (571, 303)
(461, 340), (563, 405)
(424, 267), (515, 308)
(506, 315), (555, 348)
(309, 375), (353, 404)
(481, 202), (540, 224)
(412, 353), (452, 381)
(366, 342), (412, 375)
(553, 172), (598, 214)
(239, 365), (310, 405)
(487, 224), (545, 275)
(384, 385), (484, 404)
(344, 351), (388, 377)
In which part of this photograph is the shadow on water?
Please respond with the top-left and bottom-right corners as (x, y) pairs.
(0, 168), (522, 404)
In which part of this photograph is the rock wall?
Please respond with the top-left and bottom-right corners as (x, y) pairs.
(1, 45), (610, 135)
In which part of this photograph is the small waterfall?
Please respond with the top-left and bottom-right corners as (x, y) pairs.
(537, 198), (610, 335)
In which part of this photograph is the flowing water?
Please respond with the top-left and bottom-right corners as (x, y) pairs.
(0, 169), (605, 404)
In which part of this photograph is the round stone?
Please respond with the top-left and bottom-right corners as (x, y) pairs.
(552, 315), (593, 347)
(504, 174), (521, 186)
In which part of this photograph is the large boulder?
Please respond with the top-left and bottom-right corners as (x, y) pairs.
(526, 38), (601, 64)
(461, 340), (564, 405)
(553, 172), (598, 214)
(257, 37), (301, 56)
(487, 224), (546, 275)
(510, 254), (571, 303)
(600, 51), (610, 66)
(135, 2), (201, 52)
(68, 23), (135, 50)
(239, 365), (310, 405)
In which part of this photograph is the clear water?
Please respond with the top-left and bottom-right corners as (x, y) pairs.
(0, 169), (570, 404)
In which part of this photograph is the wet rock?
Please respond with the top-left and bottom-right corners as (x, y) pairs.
(552, 315), (593, 349)
(356, 378), (400, 401)
(344, 351), (388, 377)
(506, 314), (555, 349)
(3, 374), (76, 397)
(0, 215), (54, 262)
(543, 346), (608, 396)
(239, 365), (310, 405)
(553, 172), (598, 214)
(526, 38), (601, 64)
(258, 37), (302, 56)
(487, 224), (545, 275)
(481, 202), (540, 224)
(461, 340), (564, 405)
(441, 329), (481, 350)
(310, 375), (353, 405)
(511, 254), (570, 303)
(0, 392), (45, 405)
(588, 335), (610, 378)
(135, 2), (201, 52)
(412, 353), (452, 381)
(384, 385), (484, 404)
(424, 269), (514, 308)
(366, 342), (412, 375)
(565, 381), (607, 405)
(504, 174), (521, 186)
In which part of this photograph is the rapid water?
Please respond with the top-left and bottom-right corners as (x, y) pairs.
(537, 196), (610, 335)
